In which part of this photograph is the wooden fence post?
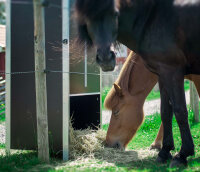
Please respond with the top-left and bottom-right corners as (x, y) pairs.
(190, 81), (199, 122)
(33, 0), (49, 162)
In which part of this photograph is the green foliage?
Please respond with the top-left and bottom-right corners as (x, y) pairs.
(184, 80), (190, 91)
(0, 103), (5, 123)
(0, 143), (5, 149)
(102, 87), (111, 110)
(0, 2), (5, 25)
(146, 90), (160, 101)
(0, 113), (5, 123)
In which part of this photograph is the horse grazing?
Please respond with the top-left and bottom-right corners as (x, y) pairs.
(75, 0), (200, 167)
(104, 51), (200, 152)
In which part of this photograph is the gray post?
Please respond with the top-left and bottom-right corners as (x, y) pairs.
(190, 81), (199, 122)
(33, 0), (49, 162)
(62, 0), (70, 161)
(5, 0), (11, 155)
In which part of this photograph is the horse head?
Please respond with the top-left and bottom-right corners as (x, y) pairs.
(75, 0), (120, 71)
(104, 52), (143, 149)
(105, 83), (144, 149)
(105, 52), (158, 149)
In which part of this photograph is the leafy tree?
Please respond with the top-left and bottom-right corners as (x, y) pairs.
(0, 2), (5, 25)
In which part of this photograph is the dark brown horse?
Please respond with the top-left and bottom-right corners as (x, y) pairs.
(75, 0), (200, 167)
(104, 51), (200, 151)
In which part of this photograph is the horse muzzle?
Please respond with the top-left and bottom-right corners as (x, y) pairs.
(96, 50), (116, 72)
(105, 140), (125, 150)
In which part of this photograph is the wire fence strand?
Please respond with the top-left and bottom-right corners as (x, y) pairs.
(0, 70), (120, 76)
(3, 0), (121, 78)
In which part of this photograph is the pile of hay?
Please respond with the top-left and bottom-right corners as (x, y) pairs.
(69, 120), (158, 163)
(69, 121), (106, 159)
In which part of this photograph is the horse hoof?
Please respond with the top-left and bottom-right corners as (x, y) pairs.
(156, 153), (172, 163)
(156, 156), (166, 163)
(169, 155), (187, 168)
(150, 144), (162, 151)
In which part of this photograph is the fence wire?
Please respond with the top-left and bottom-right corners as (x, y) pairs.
(0, 70), (120, 77)
(3, 0), (122, 78)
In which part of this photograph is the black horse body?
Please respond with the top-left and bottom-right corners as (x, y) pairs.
(75, 0), (200, 167)
(118, 0), (200, 75)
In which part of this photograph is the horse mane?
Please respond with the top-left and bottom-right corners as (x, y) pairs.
(104, 51), (138, 110)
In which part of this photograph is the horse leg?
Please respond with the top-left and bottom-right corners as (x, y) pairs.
(151, 74), (200, 152)
(151, 74), (200, 151)
(156, 80), (174, 163)
(158, 70), (194, 167)
(150, 122), (163, 150)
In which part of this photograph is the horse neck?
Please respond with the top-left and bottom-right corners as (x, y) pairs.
(117, 9), (137, 51)
(117, 0), (156, 52)
(128, 56), (158, 99)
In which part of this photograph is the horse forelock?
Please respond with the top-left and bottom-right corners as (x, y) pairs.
(74, 0), (133, 47)
(75, 0), (116, 20)
(75, 0), (117, 47)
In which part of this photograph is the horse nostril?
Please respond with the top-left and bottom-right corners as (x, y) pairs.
(109, 51), (115, 60)
(97, 49), (101, 54)
(114, 142), (121, 149)
(96, 54), (101, 63)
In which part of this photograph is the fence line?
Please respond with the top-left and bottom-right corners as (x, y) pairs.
(0, 70), (121, 76)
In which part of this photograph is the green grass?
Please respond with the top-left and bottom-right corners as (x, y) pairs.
(0, 151), (41, 172)
(0, 81), (197, 171)
(146, 90), (161, 101)
(146, 80), (190, 101)
(101, 110), (200, 171)
(0, 110), (199, 171)
(0, 113), (5, 123)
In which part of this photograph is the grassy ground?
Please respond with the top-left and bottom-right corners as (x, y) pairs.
(146, 80), (190, 101)
(0, 110), (199, 171)
(0, 81), (198, 171)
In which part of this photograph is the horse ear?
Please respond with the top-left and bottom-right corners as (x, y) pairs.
(113, 83), (123, 97)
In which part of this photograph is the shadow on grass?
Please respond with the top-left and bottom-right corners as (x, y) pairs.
(0, 149), (199, 172)
(0, 151), (41, 171)
(115, 157), (186, 172)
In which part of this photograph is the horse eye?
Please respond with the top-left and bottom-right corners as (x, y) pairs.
(113, 110), (120, 116)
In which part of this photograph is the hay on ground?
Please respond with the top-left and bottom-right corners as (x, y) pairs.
(69, 120), (106, 159)
(69, 120), (158, 163)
